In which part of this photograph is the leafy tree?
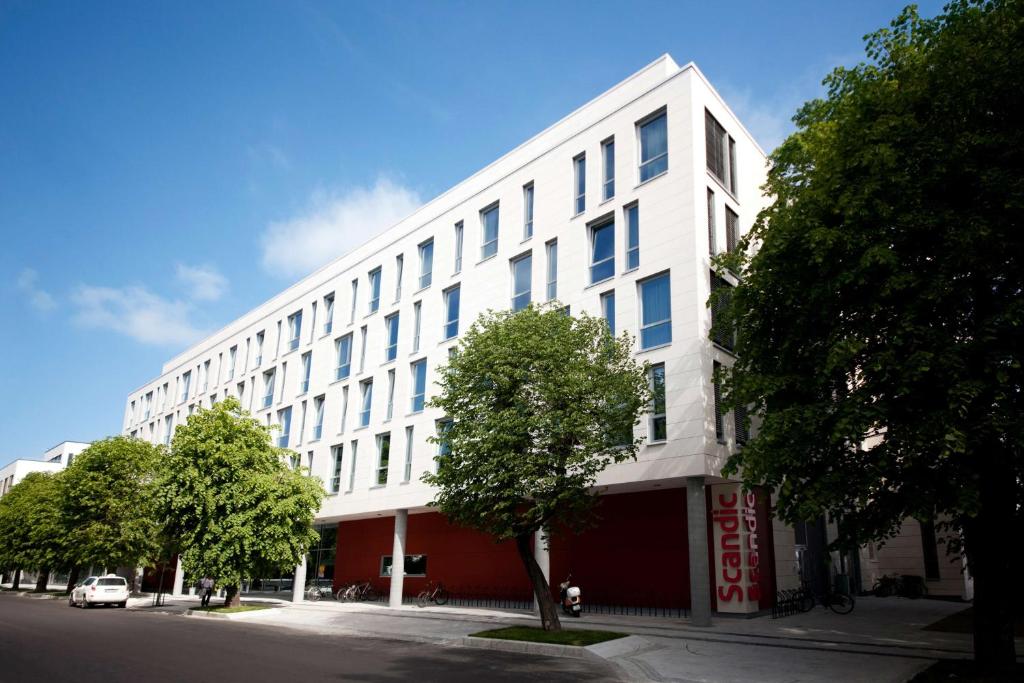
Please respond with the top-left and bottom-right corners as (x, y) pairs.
(62, 437), (165, 586)
(423, 304), (651, 630)
(0, 472), (68, 591)
(713, 1), (1022, 667)
(161, 398), (324, 607)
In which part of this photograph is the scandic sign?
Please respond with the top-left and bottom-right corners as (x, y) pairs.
(711, 484), (760, 613)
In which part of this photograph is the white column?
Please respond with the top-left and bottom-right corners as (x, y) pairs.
(389, 509), (408, 608)
(171, 556), (184, 596)
(533, 528), (550, 613)
(687, 476), (712, 626)
(291, 559), (307, 603)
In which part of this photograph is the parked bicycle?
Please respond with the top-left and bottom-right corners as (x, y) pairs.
(797, 579), (855, 615)
(416, 581), (449, 608)
(872, 574), (928, 599)
(336, 581), (379, 602)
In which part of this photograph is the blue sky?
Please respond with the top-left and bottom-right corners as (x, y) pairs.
(0, 0), (943, 461)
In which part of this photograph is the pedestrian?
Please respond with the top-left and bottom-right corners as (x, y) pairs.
(200, 576), (214, 607)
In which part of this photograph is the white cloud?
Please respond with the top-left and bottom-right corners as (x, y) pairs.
(16, 268), (56, 312)
(260, 177), (422, 278)
(175, 263), (228, 302)
(71, 285), (205, 346)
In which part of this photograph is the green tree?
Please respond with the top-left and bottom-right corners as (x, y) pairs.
(161, 398), (324, 607)
(0, 472), (68, 591)
(713, 1), (1022, 667)
(423, 304), (651, 631)
(62, 437), (165, 587)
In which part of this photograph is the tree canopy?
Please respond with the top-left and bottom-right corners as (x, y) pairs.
(0, 472), (68, 589)
(160, 397), (324, 606)
(423, 304), (651, 629)
(714, 0), (1022, 666)
(62, 437), (165, 572)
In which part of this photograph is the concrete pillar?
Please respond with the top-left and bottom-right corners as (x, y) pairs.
(533, 528), (550, 613)
(171, 556), (184, 596)
(687, 476), (712, 627)
(292, 559), (307, 603)
(389, 509), (408, 608)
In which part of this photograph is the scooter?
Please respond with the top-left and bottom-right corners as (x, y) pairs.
(559, 574), (582, 617)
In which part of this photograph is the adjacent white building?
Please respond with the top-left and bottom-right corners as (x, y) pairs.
(124, 55), (785, 617)
(0, 441), (89, 499)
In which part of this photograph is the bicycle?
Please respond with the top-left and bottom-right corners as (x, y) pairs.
(796, 579), (855, 615)
(336, 581), (379, 602)
(872, 574), (928, 599)
(416, 581), (449, 608)
(305, 585), (328, 602)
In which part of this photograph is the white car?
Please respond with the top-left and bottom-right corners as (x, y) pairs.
(68, 575), (129, 608)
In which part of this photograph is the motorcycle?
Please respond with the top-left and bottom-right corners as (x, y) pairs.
(559, 574), (582, 617)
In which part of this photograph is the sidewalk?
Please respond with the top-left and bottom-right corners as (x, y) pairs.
(142, 595), (1015, 682)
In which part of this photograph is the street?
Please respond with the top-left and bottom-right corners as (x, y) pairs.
(0, 595), (619, 682)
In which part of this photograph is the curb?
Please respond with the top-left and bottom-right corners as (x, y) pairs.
(185, 608), (232, 619)
(19, 592), (64, 600)
(461, 635), (589, 659)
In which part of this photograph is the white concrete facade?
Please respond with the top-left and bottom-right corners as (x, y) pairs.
(123, 56), (770, 608)
(0, 441), (89, 498)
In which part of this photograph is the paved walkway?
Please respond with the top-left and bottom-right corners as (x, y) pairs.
(126, 594), (1021, 682)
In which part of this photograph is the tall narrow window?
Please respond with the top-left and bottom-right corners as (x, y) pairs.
(590, 219), (615, 283)
(639, 272), (672, 349)
(308, 302), (318, 344)
(601, 290), (616, 336)
(300, 352), (312, 393)
(277, 406), (292, 448)
(375, 433), (391, 486)
(403, 426), (414, 482)
(443, 286), (460, 340)
(385, 369), (396, 421)
(358, 325), (367, 373)
(639, 111), (668, 182)
(436, 419), (453, 463)
(394, 254), (403, 302)
(707, 189), (717, 255)
(297, 401), (307, 445)
(649, 364), (667, 442)
(330, 445), (343, 493)
(416, 239), (433, 290)
(511, 253), (532, 311)
(339, 385), (349, 433)
(453, 221), (464, 274)
(163, 415), (173, 446)
(413, 301), (423, 351)
(602, 138), (615, 200)
(573, 154), (586, 215)
(255, 331), (264, 367)
(278, 362), (288, 403)
(324, 293), (335, 335)
(181, 371), (192, 402)
(713, 361), (724, 442)
(261, 370), (274, 408)
(705, 110), (736, 193)
(481, 204), (499, 259)
(313, 395), (325, 440)
(411, 359), (427, 413)
(335, 334), (353, 381)
(710, 273), (736, 351)
(368, 268), (382, 314)
(359, 380), (373, 427)
(350, 279), (358, 324)
(228, 346), (237, 380)
(735, 403), (749, 446)
(523, 183), (534, 239)
(725, 207), (740, 254)
(626, 203), (639, 270)
(384, 313), (400, 362)
(347, 440), (358, 492)
(275, 320), (282, 357)
(545, 240), (558, 301)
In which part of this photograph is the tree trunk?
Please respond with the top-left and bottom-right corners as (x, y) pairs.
(11, 568), (21, 591)
(963, 469), (1017, 669)
(224, 584), (241, 608)
(65, 566), (81, 595)
(34, 568), (49, 592)
(515, 532), (561, 632)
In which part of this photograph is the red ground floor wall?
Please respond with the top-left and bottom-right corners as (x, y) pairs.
(334, 487), (774, 610)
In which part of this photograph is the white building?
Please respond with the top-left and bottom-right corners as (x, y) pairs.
(124, 55), (785, 618)
(0, 441), (89, 498)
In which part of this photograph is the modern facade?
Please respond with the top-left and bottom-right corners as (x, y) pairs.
(123, 55), (805, 616)
(0, 441), (89, 499)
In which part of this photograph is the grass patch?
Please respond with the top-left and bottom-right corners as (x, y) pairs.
(194, 604), (274, 614)
(908, 660), (1023, 682)
(471, 626), (626, 647)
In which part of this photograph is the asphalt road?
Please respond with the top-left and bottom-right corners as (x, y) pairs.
(0, 594), (619, 682)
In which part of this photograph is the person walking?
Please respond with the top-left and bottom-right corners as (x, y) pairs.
(200, 576), (214, 607)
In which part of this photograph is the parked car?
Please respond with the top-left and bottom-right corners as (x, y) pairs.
(68, 575), (129, 608)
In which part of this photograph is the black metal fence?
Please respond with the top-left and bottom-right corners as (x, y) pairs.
(772, 587), (808, 618)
